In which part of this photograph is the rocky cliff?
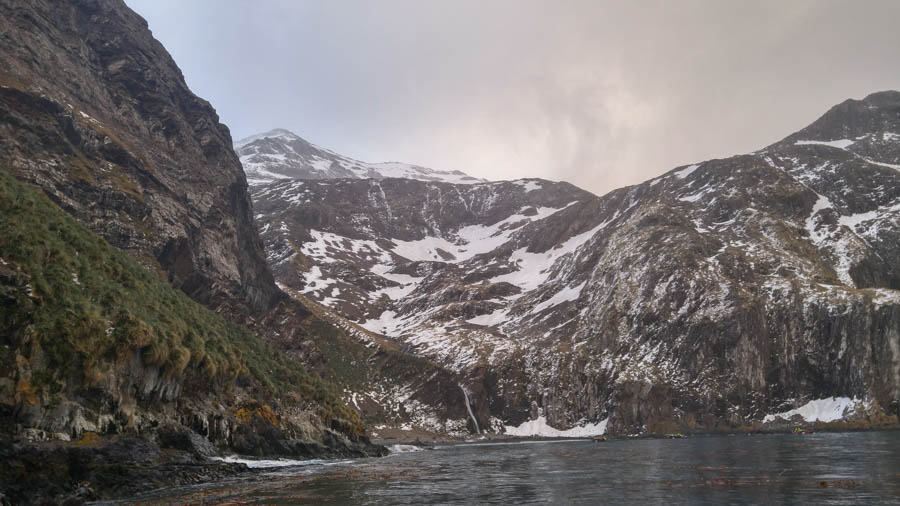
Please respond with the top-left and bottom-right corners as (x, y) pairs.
(0, 0), (471, 468)
(252, 91), (900, 435)
(0, 0), (393, 482)
(0, 0), (281, 321)
(0, 168), (381, 503)
(2, 0), (896, 463)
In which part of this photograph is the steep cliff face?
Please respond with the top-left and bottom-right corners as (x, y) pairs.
(0, 0), (391, 464)
(0, 0), (472, 446)
(0, 169), (385, 504)
(0, 0), (281, 321)
(252, 91), (900, 435)
(0, 169), (376, 456)
(253, 178), (592, 322)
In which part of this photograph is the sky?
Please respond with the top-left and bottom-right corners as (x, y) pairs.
(126, 0), (900, 196)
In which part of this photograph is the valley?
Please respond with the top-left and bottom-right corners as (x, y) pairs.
(0, 0), (898, 502)
(245, 92), (900, 436)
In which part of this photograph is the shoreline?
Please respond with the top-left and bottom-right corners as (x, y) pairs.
(373, 422), (900, 447)
(3, 423), (898, 504)
(0, 432), (380, 505)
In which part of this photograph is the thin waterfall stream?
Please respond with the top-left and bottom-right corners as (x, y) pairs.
(460, 385), (480, 435)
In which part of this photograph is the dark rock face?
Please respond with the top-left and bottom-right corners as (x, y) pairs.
(0, 0), (474, 449)
(0, 436), (247, 504)
(0, 0), (281, 321)
(0, 167), (386, 478)
(253, 178), (592, 323)
(252, 92), (900, 435)
(0, 0), (402, 484)
(0, 0), (479, 456)
(776, 90), (900, 165)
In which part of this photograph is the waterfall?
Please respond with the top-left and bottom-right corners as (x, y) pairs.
(460, 385), (481, 435)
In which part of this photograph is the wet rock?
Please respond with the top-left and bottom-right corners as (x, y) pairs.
(157, 423), (218, 458)
(0, 436), (245, 504)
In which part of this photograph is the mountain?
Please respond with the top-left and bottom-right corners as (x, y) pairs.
(0, 2), (478, 486)
(0, 1), (401, 501)
(235, 128), (484, 186)
(1, 3), (897, 501)
(251, 91), (900, 436)
(0, 169), (377, 502)
(0, 0), (280, 322)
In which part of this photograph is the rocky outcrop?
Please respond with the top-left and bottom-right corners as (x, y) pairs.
(0, 435), (243, 504)
(252, 91), (900, 435)
(0, 167), (384, 469)
(0, 0), (281, 321)
(0, 0), (474, 461)
(0, 8), (406, 503)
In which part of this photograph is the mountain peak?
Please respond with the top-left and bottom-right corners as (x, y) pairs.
(774, 89), (900, 150)
(235, 128), (485, 186)
(861, 89), (900, 106)
(233, 128), (303, 149)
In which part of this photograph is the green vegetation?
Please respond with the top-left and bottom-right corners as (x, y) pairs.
(0, 168), (359, 428)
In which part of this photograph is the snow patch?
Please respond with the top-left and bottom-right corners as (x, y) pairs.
(805, 194), (833, 243)
(504, 416), (607, 437)
(514, 179), (543, 192)
(532, 281), (586, 313)
(466, 306), (510, 327)
(489, 222), (604, 292)
(391, 235), (459, 262)
(391, 204), (574, 264)
(862, 157), (900, 170)
(762, 397), (861, 423)
(360, 310), (404, 336)
(674, 164), (699, 179)
(870, 288), (900, 306)
(371, 272), (424, 300)
(838, 201), (900, 231)
(794, 139), (855, 149)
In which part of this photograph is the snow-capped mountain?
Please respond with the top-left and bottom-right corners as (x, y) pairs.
(250, 91), (900, 436)
(235, 128), (483, 186)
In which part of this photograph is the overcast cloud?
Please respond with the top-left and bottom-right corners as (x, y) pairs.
(126, 0), (900, 195)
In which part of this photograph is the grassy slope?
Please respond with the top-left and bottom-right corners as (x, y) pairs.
(0, 168), (359, 429)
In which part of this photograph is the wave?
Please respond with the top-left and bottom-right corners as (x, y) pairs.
(387, 444), (424, 454)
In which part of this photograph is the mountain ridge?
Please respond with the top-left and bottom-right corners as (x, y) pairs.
(0, 0), (897, 499)
(235, 128), (485, 186)
(250, 90), (900, 436)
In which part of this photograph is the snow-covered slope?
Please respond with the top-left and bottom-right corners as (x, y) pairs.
(251, 91), (900, 436)
(235, 128), (483, 186)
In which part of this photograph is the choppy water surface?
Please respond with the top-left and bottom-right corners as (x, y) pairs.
(129, 431), (900, 504)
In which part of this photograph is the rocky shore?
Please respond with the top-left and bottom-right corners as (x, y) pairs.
(0, 427), (386, 505)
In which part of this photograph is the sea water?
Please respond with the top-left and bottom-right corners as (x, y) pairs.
(118, 431), (900, 504)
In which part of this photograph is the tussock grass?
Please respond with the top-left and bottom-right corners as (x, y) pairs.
(0, 168), (360, 429)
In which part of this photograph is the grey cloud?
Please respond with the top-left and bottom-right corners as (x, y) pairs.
(126, 0), (900, 195)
